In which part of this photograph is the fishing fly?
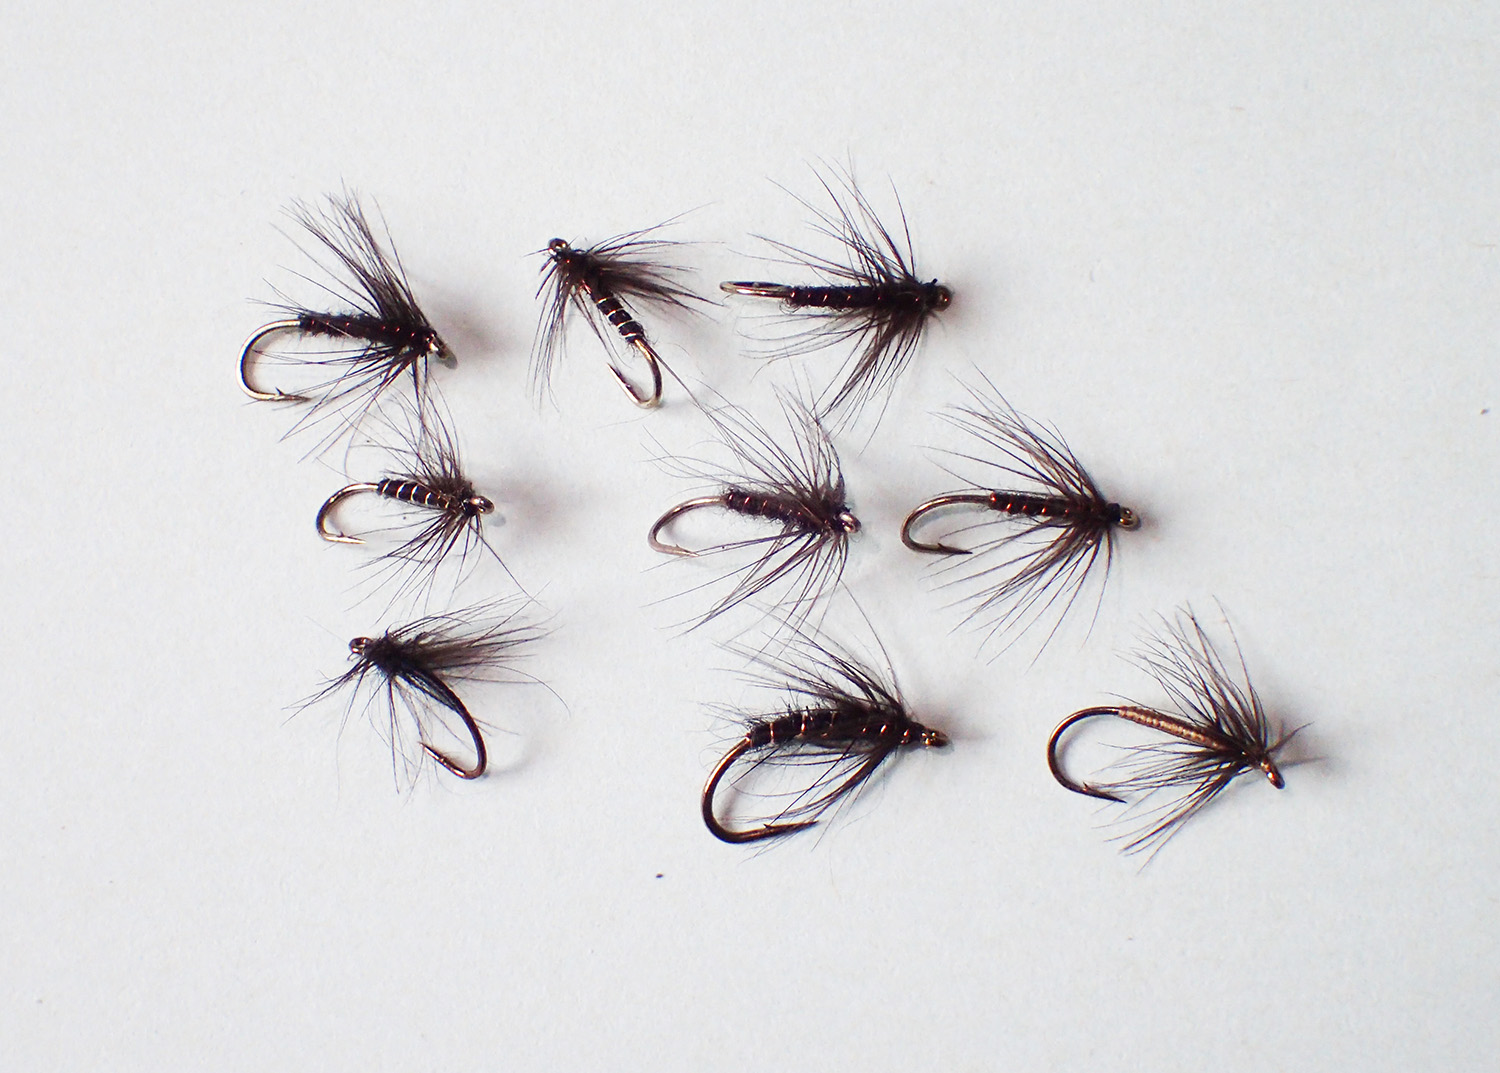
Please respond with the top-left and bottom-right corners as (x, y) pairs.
(1048, 607), (1302, 857)
(649, 394), (858, 630)
(901, 375), (1139, 652)
(315, 401), (519, 606)
(240, 192), (451, 451)
(720, 165), (951, 425)
(302, 602), (543, 786)
(702, 619), (949, 844)
(534, 222), (704, 408)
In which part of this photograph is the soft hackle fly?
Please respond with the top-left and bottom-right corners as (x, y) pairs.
(1048, 607), (1303, 857)
(240, 192), (451, 453)
(315, 401), (518, 606)
(902, 375), (1139, 653)
(649, 394), (859, 631)
(533, 222), (704, 407)
(702, 620), (949, 844)
(302, 602), (542, 787)
(720, 165), (951, 426)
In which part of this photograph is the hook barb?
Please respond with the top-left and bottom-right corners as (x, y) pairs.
(239, 318), (312, 401)
(702, 739), (817, 844)
(316, 483), (382, 544)
(649, 495), (730, 556)
(609, 339), (664, 408)
(900, 491), (996, 554)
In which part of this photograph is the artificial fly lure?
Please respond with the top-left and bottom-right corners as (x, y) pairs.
(1048, 608), (1302, 857)
(901, 376), (1138, 652)
(702, 620), (949, 843)
(533, 223), (704, 408)
(302, 602), (543, 786)
(240, 192), (451, 451)
(649, 395), (858, 631)
(315, 401), (518, 606)
(720, 165), (951, 425)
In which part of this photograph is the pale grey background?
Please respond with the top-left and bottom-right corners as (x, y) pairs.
(2, 3), (1496, 1070)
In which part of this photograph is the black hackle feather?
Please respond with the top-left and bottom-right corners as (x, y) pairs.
(907, 374), (1137, 655)
(301, 602), (543, 788)
(720, 165), (951, 427)
(249, 192), (450, 453)
(533, 222), (704, 402)
(651, 394), (858, 633)
(702, 620), (948, 844)
(1051, 608), (1303, 858)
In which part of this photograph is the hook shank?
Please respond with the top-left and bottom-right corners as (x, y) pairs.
(1048, 705), (1230, 802)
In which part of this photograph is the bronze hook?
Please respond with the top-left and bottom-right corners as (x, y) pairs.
(900, 491), (997, 554)
(1048, 707), (1129, 802)
(239, 318), (311, 401)
(1049, 704), (1233, 802)
(702, 738), (817, 844)
(419, 678), (488, 780)
(719, 281), (794, 299)
(609, 338), (664, 408)
(316, 483), (382, 545)
(648, 495), (731, 556)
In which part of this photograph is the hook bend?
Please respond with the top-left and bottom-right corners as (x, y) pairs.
(316, 483), (382, 544)
(419, 677), (488, 780)
(702, 739), (817, 844)
(1048, 706), (1132, 803)
(900, 491), (996, 554)
(239, 319), (311, 401)
(609, 339), (664, 408)
(649, 495), (731, 556)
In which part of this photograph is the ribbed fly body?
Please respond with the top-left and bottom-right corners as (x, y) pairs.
(298, 312), (443, 355)
(375, 477), (490, 519)
(721, 486), (858, 537)
(738, 279), (951, 314)
(547, 241), (650, 348)
(746, 705), (938, 750)
(985, 491), (1128, 527)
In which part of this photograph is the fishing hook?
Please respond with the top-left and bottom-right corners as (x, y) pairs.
(316, 480), (496, 545)
(648, 495), (733, 556)
(608, 339), (664, 409)
(346, 637), (488, 779)
(701, 738), (818, 844)
(238, 319), (310, 401)
(1047, 704), (1285, 803)
(900, 491), (999, 554)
